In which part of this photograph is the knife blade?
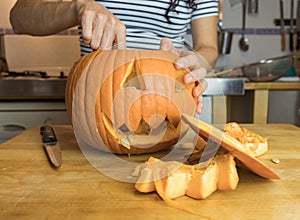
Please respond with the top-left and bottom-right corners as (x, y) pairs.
(40, 125), (62, 168)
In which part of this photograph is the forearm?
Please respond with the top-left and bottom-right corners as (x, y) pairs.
(191, 16), (218, 70)
(10, 0), (79, 35)
(196, 46), (218, 71)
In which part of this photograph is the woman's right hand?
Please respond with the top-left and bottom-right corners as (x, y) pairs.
(75, 0), (126, 50)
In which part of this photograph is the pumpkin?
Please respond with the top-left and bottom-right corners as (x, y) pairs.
(65, 50), (196, 154)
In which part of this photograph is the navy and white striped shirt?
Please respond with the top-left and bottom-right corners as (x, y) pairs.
(79, 0), (218, 55)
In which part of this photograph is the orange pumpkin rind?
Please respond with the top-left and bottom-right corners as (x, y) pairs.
(66, 50), (196, 154)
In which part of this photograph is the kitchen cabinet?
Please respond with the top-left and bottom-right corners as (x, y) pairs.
(0, 101), (69, 143)
(0, 69), (68, 143)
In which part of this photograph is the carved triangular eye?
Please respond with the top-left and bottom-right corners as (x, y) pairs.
(121, 58), (146, 90)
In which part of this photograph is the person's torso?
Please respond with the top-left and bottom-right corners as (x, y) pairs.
(79, 0), (218, 55)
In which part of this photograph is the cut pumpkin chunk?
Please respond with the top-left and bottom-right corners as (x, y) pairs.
(135, 154), (239, 200)
(215, 154), (239, 190)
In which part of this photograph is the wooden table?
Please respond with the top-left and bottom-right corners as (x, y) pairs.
(244, 81), (300, 124)
(0, 124), (300, 219)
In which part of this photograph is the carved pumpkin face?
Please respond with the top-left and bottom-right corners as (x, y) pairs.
(66, 50), (196, 154)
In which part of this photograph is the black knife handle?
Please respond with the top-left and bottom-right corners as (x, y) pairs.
(290, 32), (294, 51)
(40, 125), (57, 143)
(297, 32), (300, 50)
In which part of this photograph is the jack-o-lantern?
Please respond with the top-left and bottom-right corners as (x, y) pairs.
(65, 50), (196, 154)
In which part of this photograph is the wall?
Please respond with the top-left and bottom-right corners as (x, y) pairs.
(0, 0), (81, 76)
(1, 0), (295, 73)
(218, 0), (294, 69)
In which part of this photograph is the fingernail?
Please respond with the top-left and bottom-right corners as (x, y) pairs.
(185, 75), (193, 83)
(175, 62), (183, 69)
(194, 87), (202, 96)
(197, 106), (202, 114)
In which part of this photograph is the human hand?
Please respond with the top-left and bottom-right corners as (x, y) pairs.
(75, 0), (126, 50)
(160, 38), (211, 114)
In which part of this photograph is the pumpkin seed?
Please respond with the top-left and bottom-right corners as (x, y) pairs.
(271, 158), (280, 164)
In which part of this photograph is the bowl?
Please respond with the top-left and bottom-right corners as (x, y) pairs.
(241, 55), (293, 82)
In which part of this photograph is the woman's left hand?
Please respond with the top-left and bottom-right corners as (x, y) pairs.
(160, 38), (211, 114)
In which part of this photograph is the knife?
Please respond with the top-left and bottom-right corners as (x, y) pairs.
(280, 0), (286, 51)
(296, 0), (300, 50)
(40, 125), (62, 168)
(290, 0), (295, 51)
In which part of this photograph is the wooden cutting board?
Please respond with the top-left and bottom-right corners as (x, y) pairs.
(0, 124), (299, 219)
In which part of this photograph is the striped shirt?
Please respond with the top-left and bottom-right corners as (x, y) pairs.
(79, 0), (218, 55)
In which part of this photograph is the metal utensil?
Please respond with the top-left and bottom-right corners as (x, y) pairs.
(0, 34), (9, 73)
(218, 0), (233, 54)
(239, 0), (249, 51)
(40, 125), (62, 168)
(296, 0), (300, 50)
(242, 55), (293, 82)
(280, 0), (286, 51)
(289, 0), (295, 51)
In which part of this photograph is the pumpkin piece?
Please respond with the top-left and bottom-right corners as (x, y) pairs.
(163, 164), (191, 199)
(135, 154), (239, 200)
(65, 50), (196, 154)
(224, 122), (268, 157)
(182, 113), (280, 180)
(185, 161), (218, 199)
(135, 167), (155, 193)
(215, 154), (239, 190)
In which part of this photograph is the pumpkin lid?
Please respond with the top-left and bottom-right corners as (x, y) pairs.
(182, 113), (280, 180)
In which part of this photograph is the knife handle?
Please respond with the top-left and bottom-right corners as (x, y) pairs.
(281, 31), (286, 51)
(290, 32), (294, 51)
(40, 125), (57, 143)
(296, 32), (300, 50)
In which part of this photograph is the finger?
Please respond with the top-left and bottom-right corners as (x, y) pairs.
(196, 95), (203, 114)
(81, 10), (95, 45)
(100, 19), (118, 50)
(160, 37), (180, 56)
(198, 79), (208, 93)
(114, 24), (126, 49)
(192, 84), (202, 97)
(175, 52), (212, 72)
(183, 67), (206, 84)
(175, 52), (199, 69)
(90, 13), (106, 50)
(192, 79), (207, 97)
(160, 37), (173, 51)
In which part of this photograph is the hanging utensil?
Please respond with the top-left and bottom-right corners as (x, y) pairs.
(0, 34), (9, 73)
(239, 0), (249, 51)
(296, 0), (300, 50)
(289, 0), (295, 51)
(280, 0), (286, 51)
(218, 0), (233, 54)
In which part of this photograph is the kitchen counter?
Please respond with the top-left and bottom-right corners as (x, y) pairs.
(0, 77), (245, 100)
(0, 124), (300, 219)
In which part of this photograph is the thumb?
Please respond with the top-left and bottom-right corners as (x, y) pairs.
(159, 37), (174, 51)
